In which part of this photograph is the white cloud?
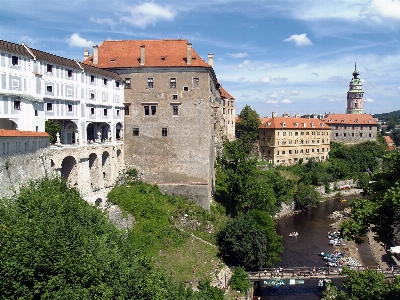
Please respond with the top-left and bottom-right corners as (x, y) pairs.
(268, 92), (277, 98)
(230, 52), (248, 58)
(121, 2), (176, 28)
(238, 60), (258, 71)
(281, 99), (292, 103)
(261, 76), (271, 83)
(272, 77), (288, 82)
(267, 100), (279, 104)
(90, 17), (116, 27)
(284, 33), (312, 46)
(290, 90), (300, 96)
(364, 98), (375, 102)
(360, 0), (400, 22)
(19, 36), (39, 48)
(67, 33), (95, 48)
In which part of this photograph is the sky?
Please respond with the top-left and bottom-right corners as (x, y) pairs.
(1, 0), (399, 117)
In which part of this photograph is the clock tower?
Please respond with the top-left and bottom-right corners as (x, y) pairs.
(346, 63), (364, 114)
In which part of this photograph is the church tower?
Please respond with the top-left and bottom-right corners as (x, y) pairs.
(346, 63), (364, 114)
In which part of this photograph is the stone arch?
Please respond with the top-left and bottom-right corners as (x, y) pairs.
(89, 153), (99, 189)
(60, 156), (78, 184)
(102, 151), (111, 187)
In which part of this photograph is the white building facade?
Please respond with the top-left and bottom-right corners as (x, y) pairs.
(0, 40), (125, 145)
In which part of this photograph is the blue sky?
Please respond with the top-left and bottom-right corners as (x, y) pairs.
(1, 0), (399, 117)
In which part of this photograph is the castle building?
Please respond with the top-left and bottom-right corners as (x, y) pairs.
(83, 40), (234, 209)
(259, 114), (331, 165)
(219, 85), (235, 141)
(324, 64), (378, 144)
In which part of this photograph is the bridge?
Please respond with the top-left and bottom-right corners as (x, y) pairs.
(247, 265), (400, 281)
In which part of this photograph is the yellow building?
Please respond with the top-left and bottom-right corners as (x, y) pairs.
(259, 116), (331, 165)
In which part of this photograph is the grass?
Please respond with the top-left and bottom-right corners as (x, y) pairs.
(277, 169), (300, 181)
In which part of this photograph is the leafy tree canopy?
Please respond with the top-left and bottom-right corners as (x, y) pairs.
(45, 120), (61, 144)
(230, 267), (251, 292)
(217, 210), (283, 268)
(236, 105), (261, 141)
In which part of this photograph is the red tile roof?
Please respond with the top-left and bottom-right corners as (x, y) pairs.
(384, 136), (394, 144)
(259, 117), (330, 129)
(219, 85), (234, 99)
(324, 114), (377, 125)
(82, 39), (211, 68)
(0, 130), (49, 137)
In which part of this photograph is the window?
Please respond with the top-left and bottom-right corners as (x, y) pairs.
(90, 107), (95, 115)
(335, 133), (338, 137)
(47, 85), (53, 93)
(289, 150), (292, 154)
(344, 133), (347, 137)
(35, 109), (38, 116)
(282, 150), (286, 155)
(125, 78), (131, 89)
(147, 78), (154, 88)
(124, 105), (130, 115)
(116, 81), (120, 88)
(162, 128), (168, 137)
(46, 103), (53, 111)
(144, 105), (157, 115)
(67, 69), (72, 77)
(12, 56), (18, 65)
(103, 78), (108, 85)
(47, 64), (53, 73)
(90, 75), (95, 82)
(133, 128), (139, 136)
(172, 105), (179, 115)
(193, 77), (199, 88)
(360, 133), (363, 137)
(103, 109), (107, 116)
(67, 104), (73, 112)
(36, 126), (38, 132)
(14, 100), (21, 110)
(172, 94), (178, 100)
(116, 109), (120, 116)
(90, 92), (95, 99)
(183, 86), (189, 91)
(170, 78), (176, 88)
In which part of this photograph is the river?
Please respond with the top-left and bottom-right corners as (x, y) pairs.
(254, 195), (375, 299)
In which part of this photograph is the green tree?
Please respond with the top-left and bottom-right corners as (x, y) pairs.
(217, 210), (283, 268)
(294, 182), (320, 209)
(235, 105), (261, 141)
(341, 152), (400, 244)
(45, 119), (61, 144)
(230, 267), (251, 293)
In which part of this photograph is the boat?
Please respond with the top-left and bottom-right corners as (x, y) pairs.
(289, 232), (298, 237)
(340, 199), (346, 203)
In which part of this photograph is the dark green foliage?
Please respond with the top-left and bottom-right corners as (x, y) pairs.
(294, 182), (321, 209)
(0, 177), (197, 299)
(235, 105), (261, 141)
(194, 280), (224, 300)
(230, 267), (251, 292)
(217, 210), (283, 268)
(341, 152), (400, 244)
(45, 120), (61, 144)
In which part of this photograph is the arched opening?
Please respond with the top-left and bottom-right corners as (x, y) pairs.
(89, 153), (99, 189)
(102, 151), (111, 186)
(60, 156), (78, 183)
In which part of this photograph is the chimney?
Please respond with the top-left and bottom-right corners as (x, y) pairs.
(187, 43), (192, 65)
(93, 45), (99, 66)
(84, 48), (89, 60)
(272, 112), (277, 118)
(208, 53), (214, 67)
(140, 45), (145, 66)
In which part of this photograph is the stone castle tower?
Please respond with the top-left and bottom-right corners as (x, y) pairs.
(346, 63), (364, 114)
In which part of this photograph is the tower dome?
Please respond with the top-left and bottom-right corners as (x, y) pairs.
(346, 62), (364, 114)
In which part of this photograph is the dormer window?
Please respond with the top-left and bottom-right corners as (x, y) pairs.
(282, 122), (286, 127)
(295, 123), (298, 127)
(329, 118), (332, 122)
(321, 123), (325, 127)
(311, 123), (315, 127)
(161, 57), (166, 60)
(341, 119), (345, 122)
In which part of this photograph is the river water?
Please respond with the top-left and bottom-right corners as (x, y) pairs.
(254, 195), (375, 299)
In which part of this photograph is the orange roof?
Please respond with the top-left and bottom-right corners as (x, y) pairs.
(82, 39), (211, 69)
(384, 136), (394, 144)
(219, 85), (234, 99)
(324, 114), (377, 125)
(0, 130), (49, 137)
(259, 117), (330, 130)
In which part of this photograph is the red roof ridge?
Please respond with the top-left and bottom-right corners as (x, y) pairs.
(0, 130), (49, 137)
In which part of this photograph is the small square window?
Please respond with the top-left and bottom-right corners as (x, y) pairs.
(104, 109), (108, 116)
(90, 107), (95, 115)
(90, 92), (95, 99)
(67, 104), (73, 112)
(193, 77), (199, 88)
(46, 103), (53, 111)
(172, 94), (178, 100)
(124, 105), (130, 115)
(103, 78), (108, 85)
(12, 56), (18, 65)
(170, 78), (176, 88)
(35, 109), (38, 116)
(90, 75), (95, 82)
(47, 85), (53, 93)
(125, 78), (131, 89)
(172, 105), (179, 116)
(68, 69), (72, 77)
(183, 86), (189, 91)
(144, 105), (156, 115)
(133, 128), (139, 136)
(116, 81), (120, 88)
(47, 64), (53, 73)
(147, 78), (154, 88)
(162, 128), (168, 137)
(14, 100), (21, 110)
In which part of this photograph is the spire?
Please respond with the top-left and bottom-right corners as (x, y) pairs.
(352, 62), (359, 79)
